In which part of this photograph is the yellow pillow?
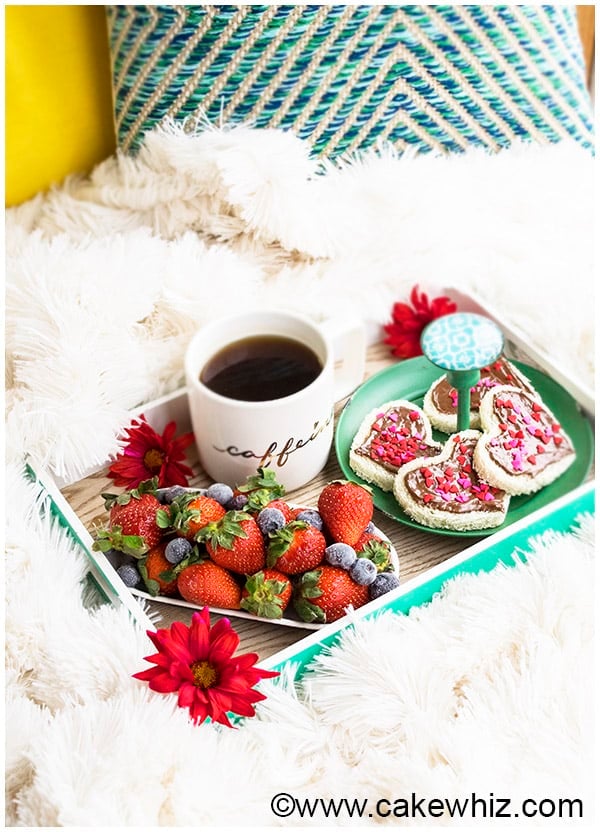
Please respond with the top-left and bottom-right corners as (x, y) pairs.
(5, 5), (116, 207)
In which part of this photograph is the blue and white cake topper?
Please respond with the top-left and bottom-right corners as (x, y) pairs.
(420, 313), (504, 372)
(421, 313), (504, 432)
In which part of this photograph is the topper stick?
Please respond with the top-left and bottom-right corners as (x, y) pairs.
(420, 313), (504, 432)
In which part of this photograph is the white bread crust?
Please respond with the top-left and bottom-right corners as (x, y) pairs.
(349, 399), (440, 493)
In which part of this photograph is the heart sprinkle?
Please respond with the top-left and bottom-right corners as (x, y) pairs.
(414, 439), (503, 508)
(490, 392), (570, 474)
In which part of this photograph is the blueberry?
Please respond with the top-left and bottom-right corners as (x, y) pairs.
(295, 509), (323, 531)
(226, 494), (248, 511)
(165, 537), (193, 565)
(206, 482), (234, 506)
(363, 521), (376, 534)
(162, 485), (191, 504)
(257, 507), (286, 535)
(369, 572), (401, 600)
(349, 558), (377, 586)
(117, 563), (141, 588)
(325, 542), (357, 570)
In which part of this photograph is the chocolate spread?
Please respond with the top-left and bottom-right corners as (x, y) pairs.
(430, 357), (534, 415)
(355, 406), (441, 472)
(403, 436), (506, 513)
(485, 391), (573, 477)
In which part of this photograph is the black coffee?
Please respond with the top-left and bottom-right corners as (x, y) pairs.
(201, 335), (323, 401)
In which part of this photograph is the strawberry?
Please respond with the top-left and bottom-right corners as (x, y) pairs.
(177, 561), (242, 610)
(97, 482), (163, 556)
(138, 542), (178, 596)
(267, 520), (326, 575)
(318, 480), (373, 546)
(234, 467), (286, 513)
(199, 511), (265, 575)
(240, 569), (292, 619)
(353, 530), (379, 550)
(163, 492), (226, 540)
(294, 566), (370, 623)
(353, 532), (393, 573)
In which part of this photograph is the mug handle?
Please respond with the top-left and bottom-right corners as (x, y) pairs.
(321, 317), (367, 401)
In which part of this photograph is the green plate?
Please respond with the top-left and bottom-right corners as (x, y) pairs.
(335, 357), (594, 537)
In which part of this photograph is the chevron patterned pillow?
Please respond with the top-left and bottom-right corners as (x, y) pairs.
(107, 5), (594, 157)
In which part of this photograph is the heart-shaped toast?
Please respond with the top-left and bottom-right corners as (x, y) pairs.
(473, 385), (576, 495)
(393, 430), (510, 531)
(423, 356), (536, 433)
(349, 399), (442, 492)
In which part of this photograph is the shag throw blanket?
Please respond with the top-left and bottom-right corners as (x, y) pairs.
(5, 125), (595, 826)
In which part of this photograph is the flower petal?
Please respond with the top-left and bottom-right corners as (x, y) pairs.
(230, 652), (260, 670)
(252, 667), (279, 681)
(206, 688), (233, 722)
(197, 607), (211, 628)
(148, 673), (182, 693)
(132, 666), (162, 682)
(161, 461), (193, 487)
(109, 459), (144, 474)
(139, 651), (171, 669)
(227, 695), (261, 717)
(189, 612), (210, 659)
(189, 698), (210, 725)
(108, 459), (149, 488)
(169, 621), (193, 654)
(171, 661), (194, 683)
(209, 708), (233, 728)
(162, 421), (177, 444)
(215, 672), (251, 695)
(154, 629), (193, 665)
(177, 682), (196, 708)
(171, 432), (194, 453)
(208, 619), (239, 662)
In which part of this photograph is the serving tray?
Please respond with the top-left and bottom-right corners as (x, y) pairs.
(29, 288), (595, 659)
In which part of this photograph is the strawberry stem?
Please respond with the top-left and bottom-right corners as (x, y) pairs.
(196, 511), (250, 550)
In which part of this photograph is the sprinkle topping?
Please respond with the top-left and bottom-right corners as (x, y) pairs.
(405, 436), (505, 512)
(430, 357), (535, 415)
(357, 405), (440, 471)
(487, 391), (572, 475)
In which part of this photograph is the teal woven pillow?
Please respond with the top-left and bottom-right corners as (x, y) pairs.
(107, 5), (594, 157)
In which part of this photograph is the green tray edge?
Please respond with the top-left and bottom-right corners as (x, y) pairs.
(265, 482), (595, 679)
(24, 462), (158, 629)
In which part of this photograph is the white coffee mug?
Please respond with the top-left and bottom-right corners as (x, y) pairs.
(185, 310), (366, 492)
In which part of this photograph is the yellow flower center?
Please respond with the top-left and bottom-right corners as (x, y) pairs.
(190, 660), (218, 689)
(143, 448), (165, 473)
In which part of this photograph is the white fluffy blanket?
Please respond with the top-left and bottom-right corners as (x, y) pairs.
(5, 126), (595, 826)
(6, 124), (594, 481)
(6, 468), (595, 826)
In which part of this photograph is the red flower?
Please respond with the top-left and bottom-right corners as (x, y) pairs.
(108, 416), (195, 489)
(383, 285), (457, 358)
(133, 608), (279, 727)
